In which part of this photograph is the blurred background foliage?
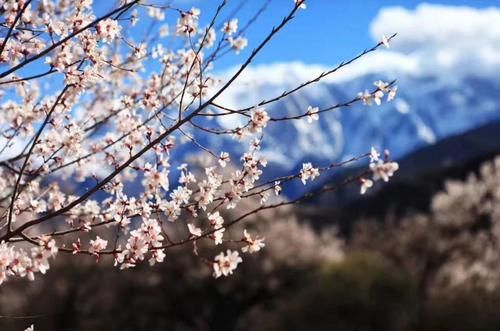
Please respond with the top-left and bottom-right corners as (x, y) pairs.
(2, 155), (500, 330)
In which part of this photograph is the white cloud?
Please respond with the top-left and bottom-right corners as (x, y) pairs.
(215, 3), (500, 94)
(371, 4), (500, 52)
(214, 62), (327, 111)
(370, 4), (500, 77)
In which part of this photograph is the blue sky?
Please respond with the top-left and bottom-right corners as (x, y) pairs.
(170, 0), (499, 70)
(8, 0), (499, 83)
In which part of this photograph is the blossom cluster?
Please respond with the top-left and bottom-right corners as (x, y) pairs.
(0, 237), (57, 284)
(360, 147), (400, 194)
(358, 80), (398, 106)
(0, 0), (399, 284)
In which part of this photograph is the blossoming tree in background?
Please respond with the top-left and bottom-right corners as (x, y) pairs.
(0, 0), (398, 284)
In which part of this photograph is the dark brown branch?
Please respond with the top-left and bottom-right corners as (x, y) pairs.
(6, 86), (71, 233)
(211, 33), (398, 113)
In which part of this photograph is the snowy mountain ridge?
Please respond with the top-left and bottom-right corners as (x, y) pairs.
(204, 3), (500, 175)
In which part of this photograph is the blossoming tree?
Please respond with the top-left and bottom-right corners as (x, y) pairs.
(0, 0), (398, 285)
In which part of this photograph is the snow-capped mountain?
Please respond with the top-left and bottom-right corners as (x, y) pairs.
(197, 4), (500, 196)
(200, 68), (500, 196)
(213, 70), (499, 166)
